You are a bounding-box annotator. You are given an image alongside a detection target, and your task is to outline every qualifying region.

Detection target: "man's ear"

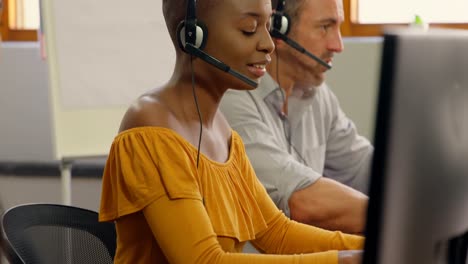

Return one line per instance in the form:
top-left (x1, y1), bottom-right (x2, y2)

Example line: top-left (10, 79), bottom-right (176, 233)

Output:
top-left (274, 37), bottom-right (286, 50)
top-left (273, 38), bottom-right (286, 48)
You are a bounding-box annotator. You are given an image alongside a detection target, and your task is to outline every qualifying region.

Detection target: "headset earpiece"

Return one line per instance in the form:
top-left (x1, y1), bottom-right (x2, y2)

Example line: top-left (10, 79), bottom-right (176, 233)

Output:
top-left (176, 20), bottom-right (208, 53)
top-left (271, 12), bottom-right (290, 36)
top-left (176, 0), bottom-right (257, 87)
top-left (271, 0), bottom-right (290, 36)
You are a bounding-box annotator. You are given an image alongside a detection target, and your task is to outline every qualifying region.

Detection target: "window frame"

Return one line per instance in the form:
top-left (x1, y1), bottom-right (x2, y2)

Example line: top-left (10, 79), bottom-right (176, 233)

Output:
top-left (342, 0), bottom-right (468, 36)
top-left (1, 0), bottom-right (38, 41)
top-left (1, 0), bottom-right (468, 41)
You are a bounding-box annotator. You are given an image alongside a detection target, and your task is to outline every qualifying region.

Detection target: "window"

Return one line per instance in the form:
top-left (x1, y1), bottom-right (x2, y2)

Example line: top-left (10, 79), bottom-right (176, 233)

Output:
top-left (0, 0), bottom-right (6, 40)
top-left (344, 0), bottom-right (468, 36)
top-left (357, 0), bottom-right (468, 24)
top-left (0, 0), bottom-right (39, 41)
top-left (8, 0), bottom-right (40, 29)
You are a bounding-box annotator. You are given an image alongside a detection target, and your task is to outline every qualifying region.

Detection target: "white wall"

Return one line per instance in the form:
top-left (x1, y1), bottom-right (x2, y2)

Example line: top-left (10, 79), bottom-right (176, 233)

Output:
top-left (0, 42), bottom-right (55, 162)
top-left (327, 37), bottom-right (383, 141)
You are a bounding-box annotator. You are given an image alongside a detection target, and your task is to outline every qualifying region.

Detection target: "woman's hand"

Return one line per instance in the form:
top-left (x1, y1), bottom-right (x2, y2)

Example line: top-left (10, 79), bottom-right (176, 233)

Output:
top-left (338, 250), bottom-right (363, 264)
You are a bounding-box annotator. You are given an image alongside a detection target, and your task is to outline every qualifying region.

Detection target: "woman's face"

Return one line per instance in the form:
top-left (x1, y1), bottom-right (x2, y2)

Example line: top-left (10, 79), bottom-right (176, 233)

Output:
top-left (198, 0), bottom-right (275, 90)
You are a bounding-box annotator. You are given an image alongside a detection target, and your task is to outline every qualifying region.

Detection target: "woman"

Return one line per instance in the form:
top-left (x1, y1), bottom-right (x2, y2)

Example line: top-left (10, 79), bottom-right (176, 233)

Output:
top-left (99, 0), bottom-right (364, 263)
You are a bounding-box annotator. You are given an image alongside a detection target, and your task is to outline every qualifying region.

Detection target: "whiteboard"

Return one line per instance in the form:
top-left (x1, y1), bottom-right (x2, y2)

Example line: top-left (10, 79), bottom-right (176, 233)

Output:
top-left (40, 0), bottom-right (175, 158)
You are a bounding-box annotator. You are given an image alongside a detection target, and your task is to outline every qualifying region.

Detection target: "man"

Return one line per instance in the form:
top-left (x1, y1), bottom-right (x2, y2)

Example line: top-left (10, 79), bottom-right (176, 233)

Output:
top-left (220, 0), bottom-right (372, 234)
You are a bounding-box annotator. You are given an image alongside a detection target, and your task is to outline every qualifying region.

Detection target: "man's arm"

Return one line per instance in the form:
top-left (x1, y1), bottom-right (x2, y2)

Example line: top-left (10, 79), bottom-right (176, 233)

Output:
top-left (220, 88), bottom-right (368, 234)
top-left (289, 177), bottom-right (368, 234)
top-left (287, 86), bottom-right (371, 234)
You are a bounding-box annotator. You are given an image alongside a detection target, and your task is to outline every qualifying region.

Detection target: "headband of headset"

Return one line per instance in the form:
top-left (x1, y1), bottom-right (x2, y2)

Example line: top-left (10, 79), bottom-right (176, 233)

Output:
top-left (272, 0), bottom-right (290, 35)
top-left (177, 0), bottom-right (208, 52)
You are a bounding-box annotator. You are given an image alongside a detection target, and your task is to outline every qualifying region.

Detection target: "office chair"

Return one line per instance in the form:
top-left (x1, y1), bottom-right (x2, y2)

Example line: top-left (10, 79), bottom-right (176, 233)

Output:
top-left (1, 203), bottom-right (116, 264)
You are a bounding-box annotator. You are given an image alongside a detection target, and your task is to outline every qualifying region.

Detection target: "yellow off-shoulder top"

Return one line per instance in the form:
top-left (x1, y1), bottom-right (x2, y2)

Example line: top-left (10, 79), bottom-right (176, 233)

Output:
top-left (99, 127), bottom-right (363, 263)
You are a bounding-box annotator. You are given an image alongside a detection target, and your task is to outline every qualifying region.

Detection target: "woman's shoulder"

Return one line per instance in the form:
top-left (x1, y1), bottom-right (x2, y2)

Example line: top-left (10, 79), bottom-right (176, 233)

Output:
top-left (119, 91), bottom-right (173, 132)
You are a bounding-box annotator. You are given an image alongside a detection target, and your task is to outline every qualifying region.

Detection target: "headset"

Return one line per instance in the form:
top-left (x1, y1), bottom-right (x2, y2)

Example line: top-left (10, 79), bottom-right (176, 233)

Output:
top-left (175, 0), bottom-right (259, 167)
top-left (270, 0), bottom-right (332, 69)
top-left (176, 0), bottom-right (258, 88)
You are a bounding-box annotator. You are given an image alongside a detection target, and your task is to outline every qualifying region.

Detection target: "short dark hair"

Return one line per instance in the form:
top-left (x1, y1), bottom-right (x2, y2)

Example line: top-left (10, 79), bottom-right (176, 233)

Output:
top-left (162, 0), bottom-right (187, 47)
top-left (162, 0), bottom-right (219, 51)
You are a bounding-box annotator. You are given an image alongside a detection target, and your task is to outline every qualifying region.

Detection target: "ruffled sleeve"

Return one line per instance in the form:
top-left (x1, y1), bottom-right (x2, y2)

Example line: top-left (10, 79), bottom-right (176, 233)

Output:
top-left (99, 127), bottom-right (202, 222)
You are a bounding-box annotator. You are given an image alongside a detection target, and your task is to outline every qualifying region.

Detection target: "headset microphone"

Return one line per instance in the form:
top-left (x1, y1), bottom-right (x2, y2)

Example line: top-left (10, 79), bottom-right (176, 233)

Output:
top-left (271, 0), bottom-right (332, 70)
top-left (270, 29), bottom-right (331, 69)
top-left (184, 44), bottom-right (258, 88)
top-left (177, 0), bottom-right (258, 88)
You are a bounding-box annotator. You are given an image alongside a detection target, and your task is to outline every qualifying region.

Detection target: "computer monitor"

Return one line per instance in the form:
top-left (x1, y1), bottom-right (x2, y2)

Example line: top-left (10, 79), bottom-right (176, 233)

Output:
top-left (363, 28), bottom-right (468, 264)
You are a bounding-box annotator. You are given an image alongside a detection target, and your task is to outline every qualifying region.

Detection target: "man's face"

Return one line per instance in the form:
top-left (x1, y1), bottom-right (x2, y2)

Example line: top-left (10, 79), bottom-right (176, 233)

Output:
top-left (287, 0), bottom-right (344, 87)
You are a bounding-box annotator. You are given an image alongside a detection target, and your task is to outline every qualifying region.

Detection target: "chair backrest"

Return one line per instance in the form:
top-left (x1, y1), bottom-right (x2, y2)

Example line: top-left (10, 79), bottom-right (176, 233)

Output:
top-left (1, 203), bottom-right (116, 264)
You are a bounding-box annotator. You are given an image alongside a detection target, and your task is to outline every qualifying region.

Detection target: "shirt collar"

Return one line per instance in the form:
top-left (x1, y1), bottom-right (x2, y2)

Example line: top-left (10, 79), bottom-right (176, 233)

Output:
top-left (257, 73), bottom-right (281, 100)
top-left (259, 73), bottom-right (320, 120)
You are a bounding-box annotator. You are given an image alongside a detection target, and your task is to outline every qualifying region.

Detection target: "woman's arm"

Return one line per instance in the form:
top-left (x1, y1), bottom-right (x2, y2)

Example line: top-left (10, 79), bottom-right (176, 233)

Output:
top-left (338, 250), bottom-right (363, 264)
top-left (143, 194), bottom-right (341, 264)
top-left (249, 170), bottom-right (365, 255)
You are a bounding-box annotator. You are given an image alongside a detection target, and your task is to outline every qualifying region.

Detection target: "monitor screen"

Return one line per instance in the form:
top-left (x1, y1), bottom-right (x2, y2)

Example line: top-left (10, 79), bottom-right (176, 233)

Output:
top-left (363, 28), bottom-right (468, 264)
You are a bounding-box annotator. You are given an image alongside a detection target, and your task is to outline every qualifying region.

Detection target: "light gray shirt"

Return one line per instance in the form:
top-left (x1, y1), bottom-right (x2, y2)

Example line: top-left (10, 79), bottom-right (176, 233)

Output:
top-left (220, 73), bottom-right (373, 217)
